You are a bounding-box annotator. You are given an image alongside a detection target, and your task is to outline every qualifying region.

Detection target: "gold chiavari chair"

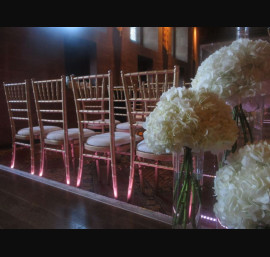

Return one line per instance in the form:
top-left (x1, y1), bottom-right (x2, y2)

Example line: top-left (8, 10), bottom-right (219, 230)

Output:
top-left (86, 85), bottom-right (121, 133)
top-left (114, 85), bottom-right (131, 133)
top-left (71, 71), bottom-right (141, 199)
top-left (3, 80), bottom-right (37, 174)
top-left (121, 65), bottom-right (179, 202)
top-left (32, 76), bottom-right (95, 185)
top-left (115, 82), bottom-right (160, 134)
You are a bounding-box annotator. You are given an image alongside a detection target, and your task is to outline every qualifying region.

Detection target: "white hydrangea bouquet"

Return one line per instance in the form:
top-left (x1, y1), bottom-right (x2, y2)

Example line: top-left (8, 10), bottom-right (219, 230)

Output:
top-left (214, 141), bottom-right (270, 229)
top-left (192, 38), bottom-right (270, 152)
top-left (144, 86), bottom-right (238, 228)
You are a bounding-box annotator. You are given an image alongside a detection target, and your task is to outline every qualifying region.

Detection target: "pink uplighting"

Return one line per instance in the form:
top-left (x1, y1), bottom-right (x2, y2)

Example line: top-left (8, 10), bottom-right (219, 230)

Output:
top-left (76, 167), bottom-right (82, 187)
top-left (127, 187), bottom-right (133, 201)
top-left (112, 176), bottom-right (118, 199)
top-left (189, 191), bottom-right (193, 218)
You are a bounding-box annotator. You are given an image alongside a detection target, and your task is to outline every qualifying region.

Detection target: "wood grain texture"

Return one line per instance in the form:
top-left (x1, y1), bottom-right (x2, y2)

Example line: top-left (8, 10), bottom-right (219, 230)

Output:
top-left (0, 166), bottom-right (171, 229)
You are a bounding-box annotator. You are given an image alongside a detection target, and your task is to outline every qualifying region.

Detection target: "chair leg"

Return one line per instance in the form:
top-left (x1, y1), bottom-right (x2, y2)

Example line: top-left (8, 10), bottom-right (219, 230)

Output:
top-left (76, 154), bottom-right (84, 187)
top-left (39, 141), bottom-right (45, 177)
top-left (154, 161), bottom-right (159, 193)
top-left (44, 148), bottom-right (48, 172)
top-left (10, 141), bottom-right (16, 169)
top-left (111, 160), bottom-right (118, 199)
top-left (138, 157), bottom-right (144, 193)
top-left (30, 145), bottom-right (35, 175)
top-left (62, 145), bottom-right (65, 164)
top-left (63, 145), bottom-right (70, 185)
top-left (76, 143), bottom-right (84, 187)
top-left (106, 153), bottom-right (110, 185)
top-left (95, 152), bottom-right (101, 182)
top-left (127, 158), bottom-right (135, 202)
top-left (70, 143), bottom-right (75, 173)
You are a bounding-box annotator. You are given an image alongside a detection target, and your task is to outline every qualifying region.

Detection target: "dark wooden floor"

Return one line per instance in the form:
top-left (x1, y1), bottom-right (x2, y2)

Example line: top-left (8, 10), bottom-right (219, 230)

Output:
top-left (0, 165), bottom-right (171, 229)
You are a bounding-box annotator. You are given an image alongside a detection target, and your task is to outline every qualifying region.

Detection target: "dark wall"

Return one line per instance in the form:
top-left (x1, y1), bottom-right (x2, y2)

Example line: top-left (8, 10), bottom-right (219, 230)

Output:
top-left (0, 27), bottom-right (194, 147)
top-left (0, 27), bottom-right (115, 147)
top-left (0, 27), bottom-right (67, 146)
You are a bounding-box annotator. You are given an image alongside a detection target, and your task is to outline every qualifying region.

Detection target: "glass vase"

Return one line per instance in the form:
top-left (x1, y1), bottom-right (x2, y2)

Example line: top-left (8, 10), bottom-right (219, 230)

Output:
top-left (242, 94), bottom-right (263, 142)
top-left (216, 151), bottom-right (225, 169)
top-left (236, 27), bottom-right (249, 39)
top-left (172, 147), bottom-right (204, 229)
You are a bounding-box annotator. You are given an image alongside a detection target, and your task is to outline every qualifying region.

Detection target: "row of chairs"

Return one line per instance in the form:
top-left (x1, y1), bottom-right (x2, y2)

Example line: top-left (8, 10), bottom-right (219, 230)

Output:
top-left (3, 65), bottom-right (179, 201)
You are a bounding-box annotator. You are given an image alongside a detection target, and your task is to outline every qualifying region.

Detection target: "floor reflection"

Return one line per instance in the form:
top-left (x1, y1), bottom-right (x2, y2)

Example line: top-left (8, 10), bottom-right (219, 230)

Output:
top-left (0, 124), bottom-right (269, 229)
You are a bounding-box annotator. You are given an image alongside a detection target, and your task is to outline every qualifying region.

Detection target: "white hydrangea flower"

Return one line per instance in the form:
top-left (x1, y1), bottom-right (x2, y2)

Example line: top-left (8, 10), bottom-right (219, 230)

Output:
top-left (143, 87), bottom-right (238, 155)
top-left (214, 141), bottom-right (270, 229)
top-left (191, 39), bottom-right (270, 104)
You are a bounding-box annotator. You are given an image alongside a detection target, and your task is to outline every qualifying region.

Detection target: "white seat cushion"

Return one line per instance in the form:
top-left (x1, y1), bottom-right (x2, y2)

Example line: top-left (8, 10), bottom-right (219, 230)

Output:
top-left (116, 121), bottom-right (144, 130)
top-left (17, 126), bottom-right (62, 136)
top-left (86, 131), bottom-right (141, 147)
top-left (137, 140), bottom-right (154, 153)
top-left (88, 119), bottom-right (121, 127)
top-left (46, 128), bottom-right (95, 141)
top-left (116, 122), bottom-right (130, 130)
top-left (137, 140), bottom-right (173, 155)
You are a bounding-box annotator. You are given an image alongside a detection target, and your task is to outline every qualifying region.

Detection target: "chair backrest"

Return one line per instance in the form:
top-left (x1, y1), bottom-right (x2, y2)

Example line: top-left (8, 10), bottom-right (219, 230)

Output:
top-left (121, 65), bottom-right (179, 128)
top-left (3, 80), bottom-right (34, 141)
top-left (113, 85), bottom-right (128, 123)
top-left (31, 76), bottom-right (67, 141)
top-left (70, 71), bottom-right (115, 146)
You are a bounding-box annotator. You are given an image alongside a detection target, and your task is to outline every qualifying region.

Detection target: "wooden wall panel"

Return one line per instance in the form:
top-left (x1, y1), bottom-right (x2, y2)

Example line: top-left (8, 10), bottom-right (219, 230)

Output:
top-left (0, 27), bottom-right (194, 147)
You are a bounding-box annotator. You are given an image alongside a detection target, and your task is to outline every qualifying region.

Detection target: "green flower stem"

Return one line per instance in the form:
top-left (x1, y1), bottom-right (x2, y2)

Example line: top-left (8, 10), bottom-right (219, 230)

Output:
top-left (222, 104), bottom-right (253, 166)
top-left (231, 106), bottom-right (239, 152)
top-left (174, 171), bottom-right (188, 225)
top-left (182, 181), bottom-right (189, 229)
top-left (174, 151), bottom-right (190, 208)
top-left (173, 153), bottom-right (185, 200)
top-left (174, 180), bottom-right (187, 226)
top-left (239, 104), bottom-right (253, 144)
top-left (238, 105), bottom-right (249, 144)
top-left (173, 150), bottom-right (189, 227)
top-left (173, 147), bottom-right (201, 229)
top-left (237, 104), bottom-right (253, 144)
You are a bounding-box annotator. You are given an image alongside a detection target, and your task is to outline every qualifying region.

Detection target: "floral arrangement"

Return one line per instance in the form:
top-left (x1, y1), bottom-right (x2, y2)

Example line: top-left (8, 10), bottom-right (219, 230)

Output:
top-left (192, 38), bottom-right (270, 154)
top-left (144, 86), bottom-right (238, 228)
top-left (214, 141), bottom-right (270, 229)
top-left (144, 86), bottom-right (238, 155)
top-left (191, 38), bottom-right (270, 104)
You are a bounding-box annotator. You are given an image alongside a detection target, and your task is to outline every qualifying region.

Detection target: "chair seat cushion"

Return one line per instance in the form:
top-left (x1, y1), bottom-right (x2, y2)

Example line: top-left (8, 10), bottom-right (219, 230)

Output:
top-left (116, 121), bottom-right (144, 130)
top-left (137, 140), bottom-right (173, 155)
top-left (86, 131), bottom-right (141, 147)
top-left (46, 128), bottom-right (95, 141)
top-left (17, 126), bottom-right (62, 136)
top-left (116, 122), bottom-right (130, 130)
top-left (137, 140), bottom-right (154, 153)
top-left (88, 119), bottom-right (121, 127)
